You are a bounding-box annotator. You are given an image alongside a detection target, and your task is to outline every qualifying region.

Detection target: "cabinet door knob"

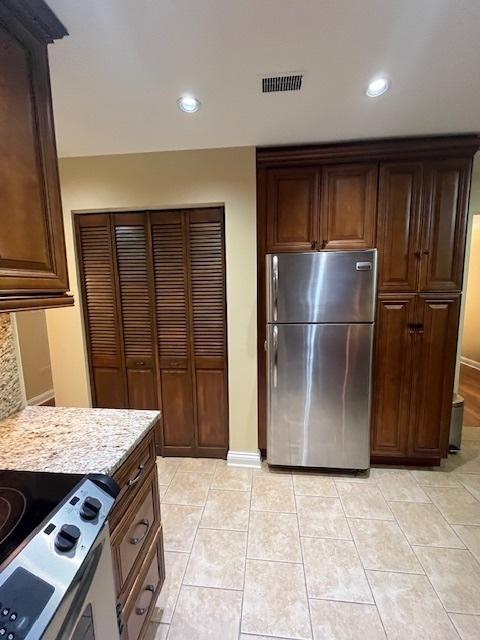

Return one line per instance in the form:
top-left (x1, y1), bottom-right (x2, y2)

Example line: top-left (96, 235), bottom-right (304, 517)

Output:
top-left (423, 249), bottom-right (430, 256)
top-left (414, 251), bottom-right (421, 259)
top-left (408, 324), bottom-right (416, 334)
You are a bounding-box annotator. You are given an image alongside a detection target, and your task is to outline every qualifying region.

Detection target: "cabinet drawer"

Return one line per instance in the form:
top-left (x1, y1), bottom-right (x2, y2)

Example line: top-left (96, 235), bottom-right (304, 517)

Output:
top-left (124, 534), bottom-right (164, 640)
top-left (111, 430), bottom-right (156, 527)
top-left (112, 467), bottom-right (160, 594)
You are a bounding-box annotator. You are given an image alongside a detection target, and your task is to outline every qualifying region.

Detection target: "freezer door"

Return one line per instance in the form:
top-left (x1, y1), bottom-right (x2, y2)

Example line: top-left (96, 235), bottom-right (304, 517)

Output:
top-left (267, 322), bottom-right (373, 469)
top-left (266, 250), bottom-right (377, 323)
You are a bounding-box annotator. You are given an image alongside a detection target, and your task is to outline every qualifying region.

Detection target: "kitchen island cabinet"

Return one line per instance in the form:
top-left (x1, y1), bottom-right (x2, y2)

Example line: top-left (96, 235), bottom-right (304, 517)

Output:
top-left (0, 405), bottom-right (165, 640)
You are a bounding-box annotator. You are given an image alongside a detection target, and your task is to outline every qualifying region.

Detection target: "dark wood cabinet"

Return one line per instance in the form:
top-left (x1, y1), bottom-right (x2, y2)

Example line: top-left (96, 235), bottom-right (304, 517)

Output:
top-left (110, 428), bottom-right (165, 640)
top-left (378, 158), bottom-right (471, 294)
top-left (321, 163), bottom-right (377, 249)
top-left (265, 163), bottom-right (377, 253)
top-left (377, 163), bottom-right (423, 292)
top-left (371, 295), bottom-right (417, 458)
top-left (409, 295), bottom-right (460, 459)
top-left (0, 0), bottom-right (73, 312)
top-left (372, 293), bottom-right (460, 464)
top-left (419, 159), bottom-right (471, 292)
top-left (76, 208), bottom-right (229, 459)
top-left (257, 136), bottom-right (478, 463)
top-left (266, 168), bottom-right (318, 251)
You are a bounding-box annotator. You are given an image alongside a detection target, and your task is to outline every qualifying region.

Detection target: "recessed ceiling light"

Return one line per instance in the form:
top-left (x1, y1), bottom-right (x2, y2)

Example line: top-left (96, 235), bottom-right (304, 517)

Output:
top-left (177, 95), bottom-right (201, 113)
top-left (365, 77), bottom-right (390, 98)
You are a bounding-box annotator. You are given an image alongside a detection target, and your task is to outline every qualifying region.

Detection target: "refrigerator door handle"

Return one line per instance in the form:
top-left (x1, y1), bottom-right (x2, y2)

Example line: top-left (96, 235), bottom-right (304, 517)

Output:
top-left (272, 255), bottom-right (279, 321)
top-left (273, 325), bottom-right (278, 388)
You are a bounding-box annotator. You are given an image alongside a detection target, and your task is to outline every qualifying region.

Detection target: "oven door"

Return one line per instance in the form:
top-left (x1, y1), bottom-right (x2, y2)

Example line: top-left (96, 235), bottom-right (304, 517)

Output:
top-left (41, 524), bottom-right (120, 640)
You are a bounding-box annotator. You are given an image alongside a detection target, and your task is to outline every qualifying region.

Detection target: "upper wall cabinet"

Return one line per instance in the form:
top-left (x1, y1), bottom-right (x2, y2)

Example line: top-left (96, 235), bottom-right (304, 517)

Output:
top-left (419, 159), bottom-right (471, 292)
top-left (377, 157), bottom-right (471, 293)
top-left (265, 163), bottom-right (377, 253)
top-left (0, 0), bottom-right (72, 312)
top-left (377, 162), bottom-right (423, 292)
top-left (266, 168), bottom-right (319, 252)
top-left (321, 163), bottom-right (377, 250)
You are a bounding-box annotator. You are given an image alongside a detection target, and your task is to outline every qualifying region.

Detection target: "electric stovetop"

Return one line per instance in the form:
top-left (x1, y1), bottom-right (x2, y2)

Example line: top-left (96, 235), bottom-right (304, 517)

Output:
top-left (0, 470), bottom-right (82, 569)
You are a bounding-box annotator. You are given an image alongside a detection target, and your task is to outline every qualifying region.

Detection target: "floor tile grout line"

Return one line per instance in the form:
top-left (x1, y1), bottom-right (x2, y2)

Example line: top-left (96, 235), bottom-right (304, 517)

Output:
top-left (155, 458), bottom-right (190, 628)
top-left (386, 495), bottom-right (468, 550)
top-left (423, 485), bottom-right (480, 526)
top-left (293, 483), bottom-right (315, 640)
top-left (367, 472), bottom-right (401, 521)
top-left (343, 515), bottom-right (425, 575)
top-left (453, 475), bottom-right (480, 503)
top-left (336, 483), bottom-right (388, 639)
top-left (408, 545), bottom-right (464, 636)
top-left (238, 467), bottom-right (253, 639)
top-left (168, 461), bottom-right (214, 631)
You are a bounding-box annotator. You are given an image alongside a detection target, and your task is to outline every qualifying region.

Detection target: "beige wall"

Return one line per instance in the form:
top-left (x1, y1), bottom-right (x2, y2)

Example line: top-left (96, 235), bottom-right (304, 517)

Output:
top-left (15, 310), bottom-right (53, 402)
top-left (455, 167), bottom-right (480, 384)
top-left (46, 146), bottom-right (258, 452)
top-left (462, 213), bottom-right (480, 363)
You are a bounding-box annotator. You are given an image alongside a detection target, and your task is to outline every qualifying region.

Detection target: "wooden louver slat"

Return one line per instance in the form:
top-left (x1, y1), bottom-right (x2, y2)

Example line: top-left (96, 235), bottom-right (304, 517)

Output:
top-left (115, 224), bottom-right (153, 359)
top-left (152, 219), bottom-right (188, 359)
top-left (79, 224), bottom-right (118, 360)
top-left (189, 219), bottom-right (225, 359)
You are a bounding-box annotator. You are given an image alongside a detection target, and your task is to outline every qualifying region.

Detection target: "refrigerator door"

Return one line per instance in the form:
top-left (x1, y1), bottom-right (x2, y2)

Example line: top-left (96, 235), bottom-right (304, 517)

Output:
top-left (266, 250), bottom-right (377, 324)
top-left (267, 322), bottom-right (373, 469)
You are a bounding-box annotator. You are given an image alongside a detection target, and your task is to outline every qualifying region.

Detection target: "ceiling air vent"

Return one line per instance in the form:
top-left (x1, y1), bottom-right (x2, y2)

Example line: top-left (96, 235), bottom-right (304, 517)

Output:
top-left (262, 74), bottom-right (303, 93)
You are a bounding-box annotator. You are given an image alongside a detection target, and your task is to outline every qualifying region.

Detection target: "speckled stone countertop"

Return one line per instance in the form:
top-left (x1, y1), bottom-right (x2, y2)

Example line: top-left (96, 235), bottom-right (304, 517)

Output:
top-left (0, 406), bottom-right (160, 476)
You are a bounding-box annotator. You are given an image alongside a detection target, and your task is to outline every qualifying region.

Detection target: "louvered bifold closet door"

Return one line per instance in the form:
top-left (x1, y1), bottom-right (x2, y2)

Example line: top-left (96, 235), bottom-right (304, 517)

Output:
top-left (151, 211), bottom-right (195, 453)
top-left (76, 214), bottom-right (127, 408)
top-left (113, 213), bottom-right (157, 410)
top-left (187, 208), bottom-right (228, 454)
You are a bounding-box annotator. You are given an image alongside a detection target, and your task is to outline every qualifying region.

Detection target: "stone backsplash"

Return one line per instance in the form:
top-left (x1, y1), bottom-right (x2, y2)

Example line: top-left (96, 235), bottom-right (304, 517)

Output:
top-left (0, 314), bottom-right (24, 420)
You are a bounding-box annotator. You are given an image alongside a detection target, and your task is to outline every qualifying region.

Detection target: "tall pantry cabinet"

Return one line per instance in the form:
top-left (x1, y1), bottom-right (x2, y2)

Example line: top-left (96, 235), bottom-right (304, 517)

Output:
top-left (75, 208), bottom-right (228, 459)
top-left (257, 136), bottom-right (479, 465)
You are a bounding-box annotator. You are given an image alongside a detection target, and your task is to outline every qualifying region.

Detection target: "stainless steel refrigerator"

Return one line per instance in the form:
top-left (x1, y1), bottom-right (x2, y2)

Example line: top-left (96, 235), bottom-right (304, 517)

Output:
top-left (266, 250), bottom-right (377, 470)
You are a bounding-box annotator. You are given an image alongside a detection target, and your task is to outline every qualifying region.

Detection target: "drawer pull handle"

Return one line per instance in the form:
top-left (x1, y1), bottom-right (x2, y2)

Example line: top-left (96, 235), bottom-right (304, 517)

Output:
top-left (135, 360), bottom-right (145, 366)
top-left (127, 464), bottom-right (145, 487)
top-left (129, 518), bottom-right (150, 545)
top-left (136, 584), bottom-right (155, 616)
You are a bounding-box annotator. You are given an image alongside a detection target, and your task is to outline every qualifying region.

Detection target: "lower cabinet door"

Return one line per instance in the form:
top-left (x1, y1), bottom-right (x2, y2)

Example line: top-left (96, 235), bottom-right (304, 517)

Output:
top-left (124, 533), bottom-right (164, 640)
top-left (409, 294), bottom-right (461, 458)
top-left (371, 295), bottom-right (417, 458)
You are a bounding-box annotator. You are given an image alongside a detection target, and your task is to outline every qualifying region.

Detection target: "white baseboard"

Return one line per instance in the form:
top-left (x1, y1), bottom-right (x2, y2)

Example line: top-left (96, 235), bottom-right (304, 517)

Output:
top-left (227, 450), bottom-right (262, 469)
top-left (27, 389), bottom-right (55, 406)
top-left (461, 356), bottom-right (480, 371)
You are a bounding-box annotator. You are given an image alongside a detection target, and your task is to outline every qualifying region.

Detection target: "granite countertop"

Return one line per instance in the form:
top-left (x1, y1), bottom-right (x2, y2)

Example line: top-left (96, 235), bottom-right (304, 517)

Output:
top-left (0, 406), bottom-right (161, 476)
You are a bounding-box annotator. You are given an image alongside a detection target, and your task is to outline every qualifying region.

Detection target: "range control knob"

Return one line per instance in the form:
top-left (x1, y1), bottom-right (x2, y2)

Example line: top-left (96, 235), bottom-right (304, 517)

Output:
top-left (55, 524), bottom-right (81, 552)
top-left (80, 496), bottom-right (102, 521)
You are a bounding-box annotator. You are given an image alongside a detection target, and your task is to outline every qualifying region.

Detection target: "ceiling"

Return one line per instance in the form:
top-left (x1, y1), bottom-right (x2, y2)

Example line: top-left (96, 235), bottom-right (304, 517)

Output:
top-left (47, 0), bottom-right (480, 158)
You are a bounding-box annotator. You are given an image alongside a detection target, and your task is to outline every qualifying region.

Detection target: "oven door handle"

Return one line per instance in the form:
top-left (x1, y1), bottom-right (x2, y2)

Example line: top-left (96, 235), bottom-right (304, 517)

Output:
top-left (129, 518), bottom-right (150, 545)
top-left (136, 584), bottom-right (155, 616)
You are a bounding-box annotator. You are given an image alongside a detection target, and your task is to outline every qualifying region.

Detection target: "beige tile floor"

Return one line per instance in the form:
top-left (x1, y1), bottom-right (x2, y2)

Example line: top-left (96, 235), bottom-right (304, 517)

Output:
top-left (146, 427), bottom-right (480, 640)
